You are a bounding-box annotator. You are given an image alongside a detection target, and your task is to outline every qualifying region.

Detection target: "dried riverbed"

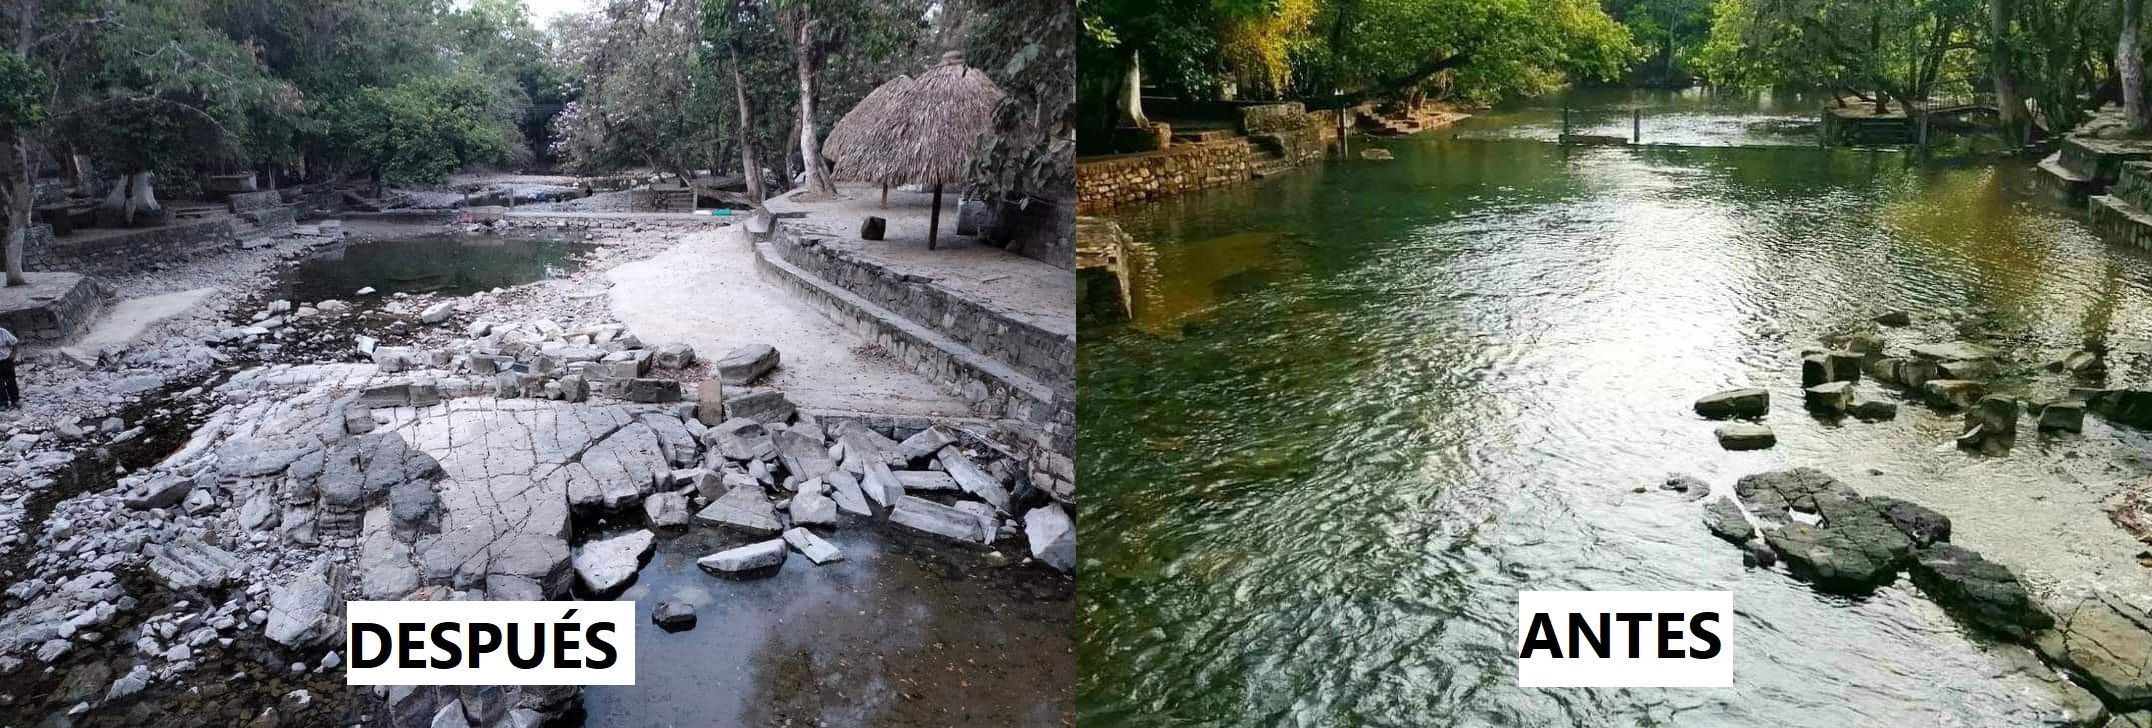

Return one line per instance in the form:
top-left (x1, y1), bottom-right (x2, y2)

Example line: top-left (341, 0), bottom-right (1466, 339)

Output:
top-left (0, 215), bottom-right (1072, 727)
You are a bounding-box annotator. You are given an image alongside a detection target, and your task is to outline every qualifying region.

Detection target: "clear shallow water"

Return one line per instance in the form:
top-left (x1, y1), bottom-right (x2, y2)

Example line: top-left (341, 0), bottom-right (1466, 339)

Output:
top-left (579, 528), bottom-right (1072, 727)
top-left (277, 232), bottom-right (595, 300)
top-left (1079, 98), bottom-right (2152, 726)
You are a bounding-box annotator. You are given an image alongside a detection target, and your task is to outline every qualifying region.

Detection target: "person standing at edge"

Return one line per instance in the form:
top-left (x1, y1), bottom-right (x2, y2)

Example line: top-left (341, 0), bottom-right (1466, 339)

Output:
top-left (0, 326), bottom-right (17, 410)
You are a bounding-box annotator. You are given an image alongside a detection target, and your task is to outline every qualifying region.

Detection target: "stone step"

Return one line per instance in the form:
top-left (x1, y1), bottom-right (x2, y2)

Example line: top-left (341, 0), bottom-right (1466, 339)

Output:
top-left (2038, 153), bottom-right (2099, 205)
top-left (1171, 129), bottom-right (1237, 144)
top-left (2116, 161), bottom-right (2152, 212)
top-left (753, 236), bottom-right (1059, 426)
top-left (2089, 193), bottom-right (2152, 250)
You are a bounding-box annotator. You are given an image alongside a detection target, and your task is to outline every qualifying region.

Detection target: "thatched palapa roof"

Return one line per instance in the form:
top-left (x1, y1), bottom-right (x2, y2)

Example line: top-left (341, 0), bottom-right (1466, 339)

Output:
top-left (825, 52), bottom-right (1005, 187)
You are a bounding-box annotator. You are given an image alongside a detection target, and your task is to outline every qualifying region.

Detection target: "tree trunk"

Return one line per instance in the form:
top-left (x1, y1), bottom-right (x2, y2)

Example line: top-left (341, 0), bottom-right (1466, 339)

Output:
top-left (128, 172), bottom-right (159, 222)
top-left (1117, 50), bottom-right (1147, 127)
top-left (2124, 0), bottom-right (2149, 133)
top-left (2, 126), bottom-right (28, 287)
top-left (729, 44), bottom-right (767, 205)
top-left (1992, 0), bottom-right (2030, 144)
top-left (793, 18), bottom-right (835, 197)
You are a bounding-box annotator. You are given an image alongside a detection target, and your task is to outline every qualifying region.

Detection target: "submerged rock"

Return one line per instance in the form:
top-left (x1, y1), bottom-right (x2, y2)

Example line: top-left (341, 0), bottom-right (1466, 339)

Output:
top-left (2089, 389), bottom-right (2152, 429)
top-left (652, 600), bottom-right (697, 631)
top-left (1701, 496), bottom-right (1754, 544)
top-left (1694, 388), bottom-right (1769, 419)
top-left (1848, 395), bottom-right (1899, 421)
top-left (1908, 543), bottom-right (2050, 640)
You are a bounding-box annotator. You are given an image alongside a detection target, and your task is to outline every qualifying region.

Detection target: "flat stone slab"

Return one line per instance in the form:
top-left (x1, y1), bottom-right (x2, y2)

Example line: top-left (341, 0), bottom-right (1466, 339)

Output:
top-left (889, 496), bottom-right (985, 544)
top-left (2038, 594), bottom-right (2152, 707)
top-left (713, 344), bottom-right (779, 385)
top-left (697, 539), bottom-right (787, 578)
top-left (782, 527), bottom-right (844, 565)
top-left (694, 485), bottom-right (782, 535)
top-left (1911, 342), bottom-right (1994, 361)
top-left (894, 470), bottom-right (960, 493)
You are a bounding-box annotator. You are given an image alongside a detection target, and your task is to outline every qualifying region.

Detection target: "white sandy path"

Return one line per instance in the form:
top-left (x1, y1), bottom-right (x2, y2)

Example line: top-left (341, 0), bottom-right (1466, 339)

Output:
top-left (607, 225), bottom-right (973, 418)
top-left (60, 287), bottom-right (220, 362)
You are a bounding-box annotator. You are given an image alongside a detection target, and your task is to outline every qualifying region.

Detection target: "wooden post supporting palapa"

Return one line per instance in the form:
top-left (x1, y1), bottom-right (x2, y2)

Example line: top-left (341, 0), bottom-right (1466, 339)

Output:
top-left (927, 183), bottom-right (943, 251)
top-left (880, 184), bottom-right (889, 208)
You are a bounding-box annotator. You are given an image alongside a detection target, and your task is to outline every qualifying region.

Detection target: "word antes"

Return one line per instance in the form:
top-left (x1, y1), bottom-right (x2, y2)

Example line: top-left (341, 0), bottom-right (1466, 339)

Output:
top-left (1515, 591), bottom-right (1733, 687)
top-left (345, 601), bottom-right (636, 685)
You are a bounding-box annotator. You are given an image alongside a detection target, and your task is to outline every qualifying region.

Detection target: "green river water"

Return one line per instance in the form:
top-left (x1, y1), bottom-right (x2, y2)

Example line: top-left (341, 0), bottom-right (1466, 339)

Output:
top-left (1077, 89), bottom-right (2152, 726)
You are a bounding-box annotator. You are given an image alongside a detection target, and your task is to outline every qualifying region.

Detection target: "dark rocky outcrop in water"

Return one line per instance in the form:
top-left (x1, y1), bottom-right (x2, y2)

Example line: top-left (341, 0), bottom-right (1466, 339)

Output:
top-left (1734, 468), bottom-right (1913, 591)
top-left (1699, 468), bottom-right (2152, 718)
top-left (2090, 389), bottom-right (2152, 429)
top-left (1908, 543), bottom-right (2052, 640)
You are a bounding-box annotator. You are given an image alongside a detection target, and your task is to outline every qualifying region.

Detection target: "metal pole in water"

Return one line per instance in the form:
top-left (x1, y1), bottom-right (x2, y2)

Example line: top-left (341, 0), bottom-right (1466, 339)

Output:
top-left (1562, 107), bottom-right (1571, 142)
top-left (1632, 108), bottom-right (1641, 144)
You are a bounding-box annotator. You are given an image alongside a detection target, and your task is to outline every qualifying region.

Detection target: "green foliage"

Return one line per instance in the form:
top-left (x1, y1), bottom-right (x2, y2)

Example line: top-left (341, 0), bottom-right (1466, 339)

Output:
top-left (0, 54), bottom-right (46, 128)
top-left (1082, 0), bottom-right (1639, 114)
top-left (1603, 0), bottom-right (1717, 84)
top-left (968, 0), bottom-right (1077, 202)
top-left (1696, 0), bottom-right (1983, 108)
top-left (320, 72), bottom-right (519, 186)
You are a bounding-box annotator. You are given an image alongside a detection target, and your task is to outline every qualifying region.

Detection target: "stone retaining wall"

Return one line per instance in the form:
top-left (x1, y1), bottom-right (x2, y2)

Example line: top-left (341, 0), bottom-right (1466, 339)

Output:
top-left (1077, 139), bottom-right (1273, 213)
top-left (767, 228), bottom-right (1073, 389)
top-left (228, 190), bottom-right (283, 213)
top-left (0, 271), bottom-right (110, 342)
top-left (753, 226), bottom-right (1074, 495)
top-left (1076, 104), bottom-right (1336, 213)
top-left (24, 218), bottom-right (239, 276)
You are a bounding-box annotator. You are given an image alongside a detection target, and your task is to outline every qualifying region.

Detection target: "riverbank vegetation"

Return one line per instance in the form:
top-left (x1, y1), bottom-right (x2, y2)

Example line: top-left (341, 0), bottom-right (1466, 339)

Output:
top-left (3, 0), bottom-right (1073, 286)
top-left (1080, 0), bottom-right (2152, 145)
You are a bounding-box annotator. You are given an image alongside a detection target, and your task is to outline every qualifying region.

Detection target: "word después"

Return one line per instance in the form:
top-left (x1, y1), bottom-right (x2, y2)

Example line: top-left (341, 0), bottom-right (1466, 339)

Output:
top-left (350, 609), bottom-right (621, 669)
top-left (344, 601), bottom-right (637, 685)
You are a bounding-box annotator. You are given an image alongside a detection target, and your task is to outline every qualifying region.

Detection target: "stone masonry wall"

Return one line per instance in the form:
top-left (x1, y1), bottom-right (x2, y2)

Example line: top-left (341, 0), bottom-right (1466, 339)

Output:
top-left (24, 218), bottom-right (239, 276)
top-left (767, 230), bottom-right (1073, 390)
top-left (1076, 139), bottom-right (1272, 213)
top-left (755, 223), bottom-right (1075, 492)
top-left (1077, 103), bottom-right (1338, 214)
